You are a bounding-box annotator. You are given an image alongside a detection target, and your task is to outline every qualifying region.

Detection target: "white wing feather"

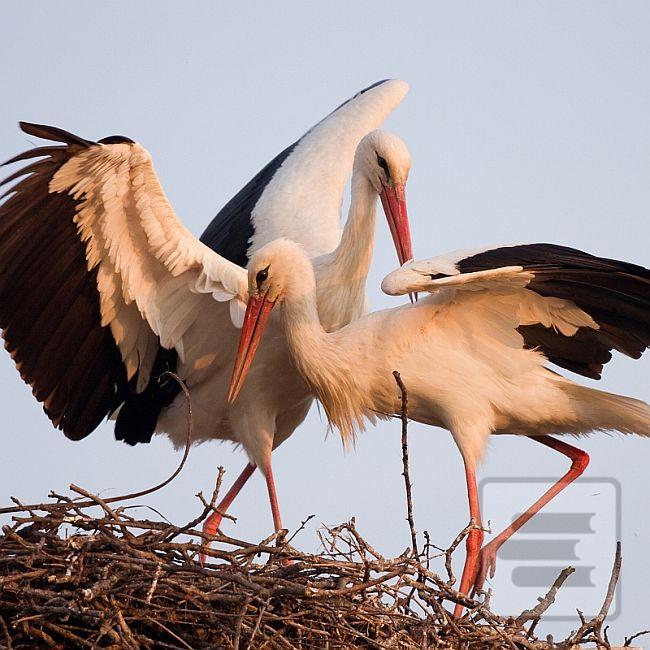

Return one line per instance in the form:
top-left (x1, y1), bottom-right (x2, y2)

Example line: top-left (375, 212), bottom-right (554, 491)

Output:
top-left (250, 79), bottom-right (409, 257)
top-left (49, 142), bottom-right (247, 390)
top-left (382, 255), bottom-right (599, 337)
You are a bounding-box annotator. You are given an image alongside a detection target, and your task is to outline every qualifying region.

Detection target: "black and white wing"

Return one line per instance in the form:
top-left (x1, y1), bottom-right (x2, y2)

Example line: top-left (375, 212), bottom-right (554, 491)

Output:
top-left (132, 79), bottom-right (408, 444)
top-left (0, 123), bottom-right (247, 440)
top-left (382, 243), bottom-right (650, 379)
top-left (200, 79), bottom-right (409, 264)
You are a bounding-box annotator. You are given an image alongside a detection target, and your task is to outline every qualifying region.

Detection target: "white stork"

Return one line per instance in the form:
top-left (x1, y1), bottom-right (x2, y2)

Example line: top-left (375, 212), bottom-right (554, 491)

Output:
top-left (228, 238), bottom-right (650, 615)
top-left (0, 80), bottom-right (412, 550)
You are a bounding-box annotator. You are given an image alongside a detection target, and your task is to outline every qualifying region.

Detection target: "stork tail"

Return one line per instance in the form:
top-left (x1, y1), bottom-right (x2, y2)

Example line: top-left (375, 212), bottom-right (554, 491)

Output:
top-left (555, 380), bottom-right (650, 437)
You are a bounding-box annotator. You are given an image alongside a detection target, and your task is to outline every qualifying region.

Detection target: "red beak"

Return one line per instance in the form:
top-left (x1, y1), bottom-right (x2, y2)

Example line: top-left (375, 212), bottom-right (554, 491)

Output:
top-left (380, 182), bottom-right (413, 267)
top-left (227, 293), bottom-right (276, 404)
top-left (380, 183), bottom-right (417, 302)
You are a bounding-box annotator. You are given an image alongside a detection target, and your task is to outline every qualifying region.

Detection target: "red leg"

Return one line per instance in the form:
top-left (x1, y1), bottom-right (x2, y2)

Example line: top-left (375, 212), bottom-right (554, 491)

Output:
top-left (263, 461), bottom-right (284, 533)
top-left (200, 462), bottom-right (256, 563)
top-left (474, 435), bottom-right (589, 592)
top-left (263, 460), bottom-right (293, 566)
top-left (453, 462), bottom-right (484, 618)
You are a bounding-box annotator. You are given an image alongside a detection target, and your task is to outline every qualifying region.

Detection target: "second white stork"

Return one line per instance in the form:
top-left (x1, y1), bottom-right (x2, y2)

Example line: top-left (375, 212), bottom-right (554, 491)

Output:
top-left (0, 80), bottom-right (413, 553)
top-left (228, 239), bottom-right (650, 615)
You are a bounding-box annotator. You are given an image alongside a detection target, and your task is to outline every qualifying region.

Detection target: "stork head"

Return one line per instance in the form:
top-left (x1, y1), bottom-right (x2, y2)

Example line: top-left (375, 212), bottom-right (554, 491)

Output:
top-left (355, 130), bottom-right (413, 267)
top-left (227, 239), bottom-right (312, 403)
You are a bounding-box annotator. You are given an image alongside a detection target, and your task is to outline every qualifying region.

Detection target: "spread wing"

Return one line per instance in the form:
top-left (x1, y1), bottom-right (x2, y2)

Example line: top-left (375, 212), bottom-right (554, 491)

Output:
top-left (0, 123), bottom-right (247, 439)
top-left (382, 243), bottom-right (650, 379)
top-left (200, 78), bottom-right (409, 263)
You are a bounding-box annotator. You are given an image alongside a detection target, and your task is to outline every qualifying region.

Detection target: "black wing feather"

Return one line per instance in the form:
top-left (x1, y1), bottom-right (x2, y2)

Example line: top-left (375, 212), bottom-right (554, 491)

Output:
top-left (199, 141), bottom-right (298, 266)
top-left (459, 244), bottom-right (650, 379)
top-left (0, 124), bottom-right (132, 440)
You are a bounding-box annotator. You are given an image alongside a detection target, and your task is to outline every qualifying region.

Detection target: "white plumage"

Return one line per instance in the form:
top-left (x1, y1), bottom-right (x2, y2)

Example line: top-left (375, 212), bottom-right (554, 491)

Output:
top-left (229, 238), bottom-right (650, 615)
top-left (249, 80), bottom-right (409, 257)
top-left (0, 81), bottom-right (413, 557)
top-left (50, 143), bottom-right (247, 387)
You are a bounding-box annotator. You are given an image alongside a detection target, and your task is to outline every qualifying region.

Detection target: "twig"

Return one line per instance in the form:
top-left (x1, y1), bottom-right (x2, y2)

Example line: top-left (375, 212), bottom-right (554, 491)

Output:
top-left (145, 562), bottom-right (163, 604)
top-left (0, 614), bottom-right (11, 649)
top-left (246, 597), bottom-right (270, 650)
top-left (596, 541), bottom-right (622, 625)
top-left (393, 371), bottom-right (418, 558)
top-left (624, 629), bottom-right (650, 647)
top-left (515, 566), bottom-right (575, 626)
top-left (232, 596), bottom-right (252, 650)
top-left (567, 542), bottom-right (623, 648)
top-left (444, 523), bottom-right (473, 586)
top-left (0, 372), bottom-right (193, 516)
top-left (287, 514), bottom-right (315, 544)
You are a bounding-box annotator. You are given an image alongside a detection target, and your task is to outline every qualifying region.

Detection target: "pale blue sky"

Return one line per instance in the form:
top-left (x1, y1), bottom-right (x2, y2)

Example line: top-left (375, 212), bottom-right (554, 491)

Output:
top-left (1, 1), bottom-right (649, 638)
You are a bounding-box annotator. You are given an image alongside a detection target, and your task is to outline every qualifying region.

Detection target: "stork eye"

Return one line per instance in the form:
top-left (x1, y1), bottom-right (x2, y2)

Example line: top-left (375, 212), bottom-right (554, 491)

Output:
top-left (256, 267), bottom-right (269, 285)
top-left (376, 153), bottom-right (390, 180)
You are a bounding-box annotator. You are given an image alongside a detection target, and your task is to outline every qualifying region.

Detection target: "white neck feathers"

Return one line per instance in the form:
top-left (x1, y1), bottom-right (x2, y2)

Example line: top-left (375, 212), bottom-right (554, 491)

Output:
top-left (314, 173), bottom-right (377, 331)
top-left (280, 286), bottom-right (369, 446)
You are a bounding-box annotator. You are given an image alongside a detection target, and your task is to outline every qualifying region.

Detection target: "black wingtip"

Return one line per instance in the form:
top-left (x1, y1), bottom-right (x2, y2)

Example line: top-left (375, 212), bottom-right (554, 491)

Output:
top-left (98, 135), bottom-right (136, 145)
top-left (18, 122), bottom-right (94, 148)
top-left (357, 79), bottom-right (392, 94)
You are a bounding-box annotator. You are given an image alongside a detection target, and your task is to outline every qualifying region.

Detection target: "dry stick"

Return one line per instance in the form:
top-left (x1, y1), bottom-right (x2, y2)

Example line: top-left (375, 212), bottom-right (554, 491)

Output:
top-left (593, 541), bottom-right (622, 646)
top-left (0, 614), bottom-right (11, 649)
top-left (145, 617), bottom-right (193, 650)
top-left (232, 596), bottom-right (252, 650)
top-left (286, 514), bottom-right (316, 544)
top-left (443, 522), bottom-right (475, 586)
top-left (245, 597), bottom-right (271, 650)
top-left (167, 466), bottom-right (231, 546)
top-left (596, 541), bottom-right (622, 624)
top-left (514, 566), bottom-right (575, 628)
top-left (568, 542), bottom-right (623, 648)
top-left (0, 372), bottom-right (193, 516)
top-left (145, 562), bottom-right (163, 604)
top-left (624, 629), bottom-right (650, 647)
top-left (392, 371), bottom-right (418, 558)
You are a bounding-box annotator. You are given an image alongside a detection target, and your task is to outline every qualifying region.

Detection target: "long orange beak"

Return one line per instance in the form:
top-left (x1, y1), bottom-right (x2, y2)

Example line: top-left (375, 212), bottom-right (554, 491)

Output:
top-left (380, 182), bottom-right (413, 267)
top-left (380, 183), bottom-right (416, 302)
top-left (227, 293), bottom-right (276, 404)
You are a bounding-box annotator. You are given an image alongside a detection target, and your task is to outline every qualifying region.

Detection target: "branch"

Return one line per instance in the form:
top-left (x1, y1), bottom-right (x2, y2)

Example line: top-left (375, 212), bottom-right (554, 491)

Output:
top-left (393, 371), bottom-right (418, 558)
top-left (515, 566), bottom-right (575, 626)
top-left (0, 371), bottom-right (193, 515)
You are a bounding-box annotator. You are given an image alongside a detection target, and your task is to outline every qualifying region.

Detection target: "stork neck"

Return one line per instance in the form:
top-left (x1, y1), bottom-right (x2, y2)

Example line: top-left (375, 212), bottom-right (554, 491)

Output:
top-left (314, 172), bottom-right (377, 331)
top-left (282, 291), bottom-right (331, 375)
top-left (281, 289), bottom-right (365, 446)
top-left (332, 172), bottom-right (377, 276)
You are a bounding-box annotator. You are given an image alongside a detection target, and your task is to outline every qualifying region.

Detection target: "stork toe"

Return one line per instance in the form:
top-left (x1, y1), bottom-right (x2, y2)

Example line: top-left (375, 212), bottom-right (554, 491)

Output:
top-left (199, 511), bottom-right (224, 565)
top-left (472, 541), bottom-right (499, 594)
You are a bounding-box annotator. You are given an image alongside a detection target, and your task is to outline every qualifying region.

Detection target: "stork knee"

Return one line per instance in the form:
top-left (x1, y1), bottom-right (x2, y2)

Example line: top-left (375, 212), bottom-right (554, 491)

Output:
top-left (570, 448), bottom-right (590, 475)
top-left (571, 449), bottom-right (589, 474)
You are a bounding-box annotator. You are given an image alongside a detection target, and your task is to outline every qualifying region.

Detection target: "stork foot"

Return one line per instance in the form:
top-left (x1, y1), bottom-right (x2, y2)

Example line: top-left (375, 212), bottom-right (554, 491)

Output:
top-left (199, 510), bottom-right (224, 565)
top-left (473, 540), bottom-right (499, 594)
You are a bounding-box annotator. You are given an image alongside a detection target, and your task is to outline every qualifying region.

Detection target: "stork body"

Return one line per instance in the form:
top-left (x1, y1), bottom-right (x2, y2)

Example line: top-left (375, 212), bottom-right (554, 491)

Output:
top-left (0, 80), bottom-right (413, 549)
top-left (231, 239), bottom-right (650, 613)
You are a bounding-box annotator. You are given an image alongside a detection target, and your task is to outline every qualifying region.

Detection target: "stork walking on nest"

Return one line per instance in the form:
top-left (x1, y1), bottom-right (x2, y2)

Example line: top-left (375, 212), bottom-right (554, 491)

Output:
top-left (227, 238), bottom-right (650, 616)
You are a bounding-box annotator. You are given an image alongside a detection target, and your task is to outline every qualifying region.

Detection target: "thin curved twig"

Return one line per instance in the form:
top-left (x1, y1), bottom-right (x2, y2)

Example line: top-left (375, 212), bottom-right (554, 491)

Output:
top-left (0, 371), bottom-right (193, 515)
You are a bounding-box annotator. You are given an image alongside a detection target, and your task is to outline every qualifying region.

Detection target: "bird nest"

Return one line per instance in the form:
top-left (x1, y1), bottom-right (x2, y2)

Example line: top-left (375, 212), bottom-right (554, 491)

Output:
top-left (0, 378), bottom-right (636, 648)
top-left (0, 477), bottom-right (629, 650)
